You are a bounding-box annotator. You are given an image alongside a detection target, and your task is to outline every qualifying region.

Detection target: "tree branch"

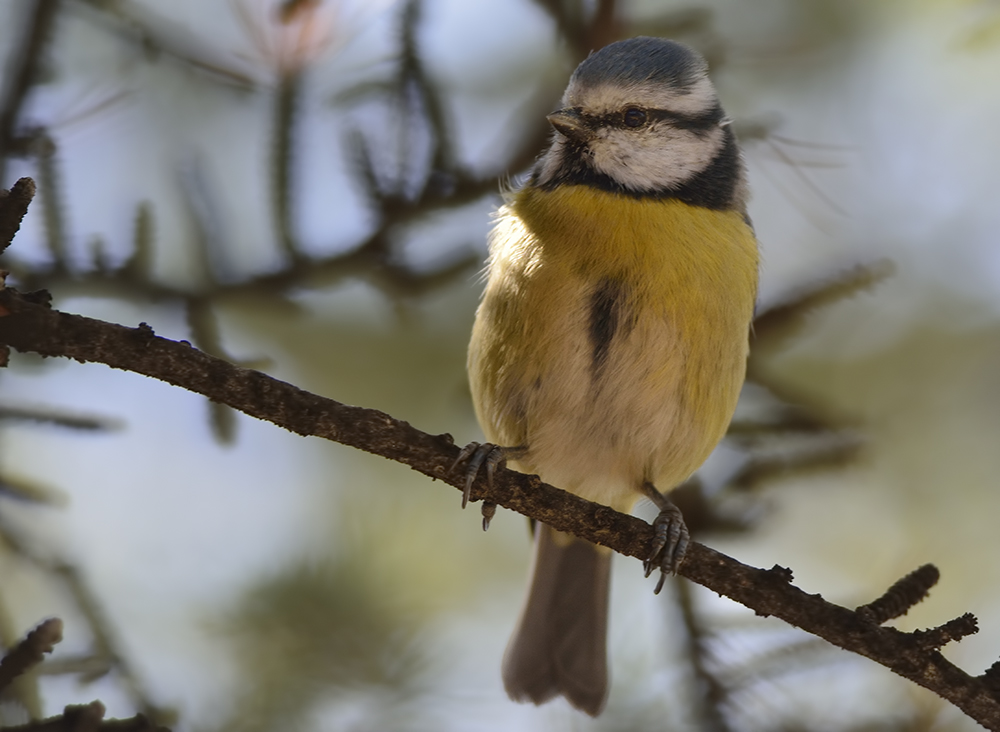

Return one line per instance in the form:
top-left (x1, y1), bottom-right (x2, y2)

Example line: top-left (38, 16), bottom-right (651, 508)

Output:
top-left (1, 286), bottom-right (999, 728)
top-left (2, 701), bottom-right (167, 732)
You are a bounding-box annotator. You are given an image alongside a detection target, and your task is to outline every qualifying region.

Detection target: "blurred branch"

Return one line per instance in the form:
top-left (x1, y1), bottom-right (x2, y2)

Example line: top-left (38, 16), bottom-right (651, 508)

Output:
top-left (398, 0), bottom-right (452, 175)
top-left (8, 152), bottom-right (489, 302)
top-left (2, 700), bottom-right (167, 731)
top-left (0, 0), bottom-right (60, 184)
top-left (271, 68), bottom-right (303, 263)
top-left (0, 496), bottom-right (172, 721)
top-left (0, 474), bottom-right (62, 504)
top-left (531, 0), bottom-right (622, 58)
top-left (726, 438), bottom-right (864, 493)
top-left (0, 0), bottom-right (529, 310)
top-left (0, 403), bottom-right (115, 432)
top-left (727, 407), bottom-right (850, 441)
top-left (750, 260), bottom-right (895, 356)
top-left (69, 0), bottom-right (257, 90)
top-left (0, 522), bottom-right (176, 722)
top-left (33, 129), bottom-right (68, 270)
top-left (3, 286), bottom-right (1000, 729)
top-left (674, 578), bottom-right (734, 732)
top-left (746, 261), bottom-right (894, 424)
top-left (48, 563), bottom-right (163, 718)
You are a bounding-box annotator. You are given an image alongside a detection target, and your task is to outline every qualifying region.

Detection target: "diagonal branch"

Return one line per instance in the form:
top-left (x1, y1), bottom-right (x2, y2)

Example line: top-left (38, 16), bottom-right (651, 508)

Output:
top-left (1, 286), bottom-right (999, 728)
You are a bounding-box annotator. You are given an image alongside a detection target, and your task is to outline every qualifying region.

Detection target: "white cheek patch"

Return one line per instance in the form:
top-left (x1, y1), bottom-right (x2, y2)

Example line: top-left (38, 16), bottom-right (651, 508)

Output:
top-left (590, 125), bottom-right (724, 192)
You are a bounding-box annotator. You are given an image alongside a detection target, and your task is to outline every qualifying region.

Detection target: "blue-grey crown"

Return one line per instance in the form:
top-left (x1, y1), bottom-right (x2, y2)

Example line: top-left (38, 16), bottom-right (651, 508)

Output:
top-left (570, 37), bottom-right (706, 91)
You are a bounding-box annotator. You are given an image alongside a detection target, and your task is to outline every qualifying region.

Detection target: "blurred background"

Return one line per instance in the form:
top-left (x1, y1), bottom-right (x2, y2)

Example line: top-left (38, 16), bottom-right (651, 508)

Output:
top-left (1, 0), bottom-right (999, 730)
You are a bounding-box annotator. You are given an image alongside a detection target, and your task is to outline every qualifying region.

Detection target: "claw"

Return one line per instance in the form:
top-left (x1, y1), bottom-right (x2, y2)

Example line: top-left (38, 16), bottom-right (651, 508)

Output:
top-left (481, 501), bottom-right (497, 531)
top-left (450, 442), bottom-right (481, 507)
top-left (640, 483), bottom-right (690, 594)
top-left (451, 442), bottom-right (507, 509)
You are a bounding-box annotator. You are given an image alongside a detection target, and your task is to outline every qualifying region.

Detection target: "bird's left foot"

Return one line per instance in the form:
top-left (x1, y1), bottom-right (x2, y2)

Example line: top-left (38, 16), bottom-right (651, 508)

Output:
top-left (641, 482), bottom-right (690, 594)
top-left (452, 442), bottom-right (505, 508)
top-left (451, 443), bottom-right (525, 529)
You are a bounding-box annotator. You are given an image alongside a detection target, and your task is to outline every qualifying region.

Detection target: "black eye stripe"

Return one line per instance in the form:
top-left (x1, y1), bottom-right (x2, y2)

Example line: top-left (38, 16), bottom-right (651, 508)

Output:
top-left (590, 106), bottom-right (724, 132)
top-left (649, 107), bottom-right (724, 131)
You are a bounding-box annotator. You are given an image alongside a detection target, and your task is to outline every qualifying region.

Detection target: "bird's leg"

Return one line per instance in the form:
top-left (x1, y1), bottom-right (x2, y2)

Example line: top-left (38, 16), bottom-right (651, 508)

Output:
top-left (451, 443), bottom-right (527, 528)
top-left (641, 481), bottom-right (690, 594)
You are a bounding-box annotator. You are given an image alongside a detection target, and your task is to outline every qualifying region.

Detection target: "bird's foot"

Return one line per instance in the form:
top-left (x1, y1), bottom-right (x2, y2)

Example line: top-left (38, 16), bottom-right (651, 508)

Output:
top-left (451, 442), bottom-right (505, 508)
top-left (451, 443), bottom-right (525, 529)
top-left (641, 483), bottom-right (690, 594)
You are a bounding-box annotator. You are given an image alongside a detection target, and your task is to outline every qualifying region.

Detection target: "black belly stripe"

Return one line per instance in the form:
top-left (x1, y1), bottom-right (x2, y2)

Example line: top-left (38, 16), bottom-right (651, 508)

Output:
top-left (588, 278), bottom-right (624, 379)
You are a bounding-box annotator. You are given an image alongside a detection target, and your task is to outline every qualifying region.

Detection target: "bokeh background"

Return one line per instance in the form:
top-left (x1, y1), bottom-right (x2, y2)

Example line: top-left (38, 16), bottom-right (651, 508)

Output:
top-left (1, 0), bottom-right (1000, 730)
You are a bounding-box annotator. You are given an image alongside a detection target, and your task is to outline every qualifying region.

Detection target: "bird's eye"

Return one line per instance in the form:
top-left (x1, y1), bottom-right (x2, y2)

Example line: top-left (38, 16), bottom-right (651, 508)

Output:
top-left (622, 107), bottom-right (647, 128)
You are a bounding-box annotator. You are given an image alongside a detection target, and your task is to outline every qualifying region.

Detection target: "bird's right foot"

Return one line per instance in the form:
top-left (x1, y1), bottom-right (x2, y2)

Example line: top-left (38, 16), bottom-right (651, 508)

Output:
top-left (640, 482), bottom-right (691, 594)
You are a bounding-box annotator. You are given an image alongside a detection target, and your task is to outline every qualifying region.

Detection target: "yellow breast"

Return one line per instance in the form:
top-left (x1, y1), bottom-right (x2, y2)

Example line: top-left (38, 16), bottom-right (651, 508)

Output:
top-left (469, 185), bottom-right (758, 509)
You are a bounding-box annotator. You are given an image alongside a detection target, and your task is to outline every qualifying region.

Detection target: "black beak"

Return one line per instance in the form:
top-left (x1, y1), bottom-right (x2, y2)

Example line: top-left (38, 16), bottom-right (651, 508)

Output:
top-left (546, 108), bottom-right (590, 142)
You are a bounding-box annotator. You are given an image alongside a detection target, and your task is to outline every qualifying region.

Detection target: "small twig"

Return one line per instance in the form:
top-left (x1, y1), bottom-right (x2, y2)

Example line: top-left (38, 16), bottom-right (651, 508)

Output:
top-left (912, 614), bottom-right (980, 652)
top-left (1, 177), bottom-right (37, 254)
top-left (857, 564), bottom-right (941, 625)
top-left (0, 618), bottom-right (64, 695)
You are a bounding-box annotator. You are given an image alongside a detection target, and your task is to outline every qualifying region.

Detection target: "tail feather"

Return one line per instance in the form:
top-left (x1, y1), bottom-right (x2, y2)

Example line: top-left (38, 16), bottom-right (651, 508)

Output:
top-left (502, 524), bottom-right (611, 716)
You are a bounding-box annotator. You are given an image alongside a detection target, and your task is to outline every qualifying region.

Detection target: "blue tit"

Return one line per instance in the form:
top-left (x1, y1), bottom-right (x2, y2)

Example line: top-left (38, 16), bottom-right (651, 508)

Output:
top-left (460, 37), bottom-right (759, 716)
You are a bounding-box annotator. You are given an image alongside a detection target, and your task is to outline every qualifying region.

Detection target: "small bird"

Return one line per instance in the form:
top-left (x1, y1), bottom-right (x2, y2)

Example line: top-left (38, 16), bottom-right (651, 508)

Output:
top-left (459, 37), bottom-right (759, 716)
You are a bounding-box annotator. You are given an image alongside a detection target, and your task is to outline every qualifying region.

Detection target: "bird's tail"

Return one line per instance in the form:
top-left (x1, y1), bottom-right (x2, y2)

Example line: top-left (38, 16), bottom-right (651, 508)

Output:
top-left (501, 523), bottom-right (611, 716)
